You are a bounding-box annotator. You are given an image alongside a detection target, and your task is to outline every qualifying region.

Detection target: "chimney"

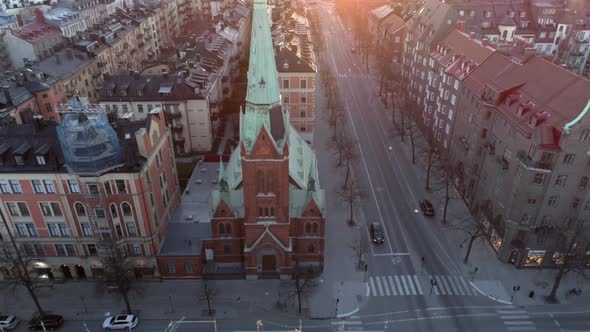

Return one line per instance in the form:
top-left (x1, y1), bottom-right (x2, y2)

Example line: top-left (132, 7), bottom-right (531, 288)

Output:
top-left (16, 15), bottom-right (23, 27)
top-left (523, 47), bottom-right (536, 62)
top-left (481, 38), bottom-right (490, 47)
top-left (34, 8), bottom-right (45, 24)
top-left (455, 20), bottom-right (466, 32)
top-left (2, 86), bottom-right (13, 106)
top-left (469, 32), bottom-right (476, 39)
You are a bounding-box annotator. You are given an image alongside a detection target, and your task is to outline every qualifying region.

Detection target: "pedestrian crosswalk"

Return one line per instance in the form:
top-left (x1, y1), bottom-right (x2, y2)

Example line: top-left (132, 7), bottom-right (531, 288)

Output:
top-left (331, 315), bottom-right (363, 331)
top-left (497, 307), bottom-right (536, 331)
top-left (367, 275), bottom-right (480, 297)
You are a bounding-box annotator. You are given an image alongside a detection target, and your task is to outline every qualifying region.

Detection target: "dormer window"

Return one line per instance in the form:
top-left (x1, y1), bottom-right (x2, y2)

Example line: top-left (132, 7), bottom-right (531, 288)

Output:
top-left (137, 89), bottom-right (143, 96)
top-left (36, 155), bottom-right (46, 165)
top-left (283, 62), bottom-right (289, 69)
top-left (107, 89), bottom-right (113, 96)
top-left (529, 116), bottom-right (537, 127)
top-left (120, 89), bottom-right (127, 96)
top-left (14, 155), bottom-right (24, 166)
top-left (517, 105), bottom-right (524, 116)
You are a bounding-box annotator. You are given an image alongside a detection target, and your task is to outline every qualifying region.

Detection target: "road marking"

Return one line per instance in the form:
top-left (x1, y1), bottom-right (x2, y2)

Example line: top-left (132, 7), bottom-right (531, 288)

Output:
top-left (413, 275), bottom-right (424, 295)
top-left (435, 276), bottom-right (447, 295)
top-left (369, 277), bottom-right (377, 296)
top-left (375, 275), bottom-right (384, 296)
top-left (387, 276), bottom-right (397, 295)
top-left (500, 316), bottom-right (530, 320)
top-left (504, 321), bottom-right (534, 325)
top-left (381, 276), bottom-right (390, 296)
top-left (451, 276), bottom-right (466, 296)
top-left (343, 103), bottom-right (395, 255)
top-left (446, 275), bottom-right (461, 295)
top-left (458, 276), bottom-right (475, 296)
top-left (406, 275), bottom-right (417, 295)
top-left (400, 275), bottom-right (411, 295)
top-left (506, 327), bottom-right (536, 331)
top-left (374, 252), bottom-right (410, 256)
top-left (394, 276), bottom-right (404, 295)
top-left (498, 310), bottom-right (527, 315)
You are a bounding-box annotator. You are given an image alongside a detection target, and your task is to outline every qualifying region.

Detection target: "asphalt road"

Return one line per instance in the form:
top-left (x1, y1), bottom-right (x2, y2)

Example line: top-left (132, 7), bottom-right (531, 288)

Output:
top-left (314, 2), bottom-right (590, 331)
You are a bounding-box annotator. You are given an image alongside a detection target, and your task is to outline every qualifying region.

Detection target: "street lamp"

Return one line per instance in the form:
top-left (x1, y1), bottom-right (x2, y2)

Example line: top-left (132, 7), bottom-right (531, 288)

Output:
top-left (335, 298), bottom-right (340, 317)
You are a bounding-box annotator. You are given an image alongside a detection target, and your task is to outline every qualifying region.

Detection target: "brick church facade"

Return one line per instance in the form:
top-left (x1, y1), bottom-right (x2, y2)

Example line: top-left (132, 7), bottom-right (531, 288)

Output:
top-left (210, 0), bottom-right (325, 279)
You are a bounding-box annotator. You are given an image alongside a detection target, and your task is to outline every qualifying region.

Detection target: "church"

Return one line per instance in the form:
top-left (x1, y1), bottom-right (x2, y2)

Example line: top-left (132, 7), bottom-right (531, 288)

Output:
top-left (210, 0), bottom-right (325, 280)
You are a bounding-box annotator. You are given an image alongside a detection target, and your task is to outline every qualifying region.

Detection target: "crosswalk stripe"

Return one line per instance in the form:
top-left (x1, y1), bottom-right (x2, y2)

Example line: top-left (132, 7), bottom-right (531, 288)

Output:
top-left (451, 276), bottom-right (466, 295)
top-left (387, 276), bottom-right (398, 295)
top-left (435, 276), bottom-right (447, 295)
top-left (369, 277), bottom-right (377, 296)
top-left (400, 275), bottom-right (411, 295)
top-left (504, 321), bottom-right (534, 325)
top-left (500, 315), bottom-right (530, 320)
top-left (381, 276), bottom-right (390, 296)
top-left (458, 275), bottom-right (475, 296)
top-left (394, 276), bottom-right (404, 295)
top-left (440, 275), bottom-right (453, 295)
top-left (446, 275), bottom-right (461, 295)
top-left (498, 310), bottom-right (527, 315)
top-left (506, 327), bottom-right (536, 331)
top-left (375, 275), bottom-right (384, 296)
top-left (413, 275), bottom-right (424, 295)
top-left (433, 281), bottom-right (440, 295)
top-left (405, 275), bottom-right (417, 295)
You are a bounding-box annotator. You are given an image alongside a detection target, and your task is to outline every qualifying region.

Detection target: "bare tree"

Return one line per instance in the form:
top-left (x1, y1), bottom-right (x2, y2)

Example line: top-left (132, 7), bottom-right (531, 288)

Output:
top-left (201, 279), bottom-right (217, 317)
top-left (546, 222), bottom-right (589, 303)
top-left (0, 211), bottom-right (48, 316)
top-left (349, 238), bottom-right (368, 270)
top-left (449, 215), bottom-right (487, 264)
top-left (99, 238), bottom-right (138, 314)
top-left (341, 135), bottom-right (357, 188)
top-left (291, 261), bottom-right (318, 314)
top-left (338, 178), bottom-right (367, 226)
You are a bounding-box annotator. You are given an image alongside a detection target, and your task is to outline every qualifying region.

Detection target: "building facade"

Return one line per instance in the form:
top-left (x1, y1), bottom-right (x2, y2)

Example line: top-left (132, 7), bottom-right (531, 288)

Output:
top-left (0, 99), bottom-right (180, 280)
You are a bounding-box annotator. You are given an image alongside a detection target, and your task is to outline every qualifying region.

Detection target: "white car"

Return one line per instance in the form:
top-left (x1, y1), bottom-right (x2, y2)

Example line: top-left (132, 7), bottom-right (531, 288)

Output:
top-left (0, 315), bottom-right (19, 330)
top-left (102, 315), bottom-right (138, 330)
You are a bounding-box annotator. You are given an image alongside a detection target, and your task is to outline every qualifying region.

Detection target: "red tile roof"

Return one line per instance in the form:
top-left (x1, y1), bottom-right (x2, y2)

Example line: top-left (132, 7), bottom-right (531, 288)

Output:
top-left (11, 21), bottom-right (61, 44)
top-left (465, 52), bottom-right (590, 147)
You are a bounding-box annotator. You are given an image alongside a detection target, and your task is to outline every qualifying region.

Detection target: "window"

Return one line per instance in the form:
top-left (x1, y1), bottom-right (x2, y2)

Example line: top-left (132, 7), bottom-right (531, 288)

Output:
top-left (34, 244), bottom-right (45, 257)
top-left (547, 195), bottom-right (559, 207)
top-left (9, 180), bottom-right (21, 194)
top-left (138, 104), bottom-right (144, 113)
top-left (185, 262), bottom-right (193, 273)
top-left (167, 263), bottom-right (176, 273)
top-left (579, 129), bottom-right (590, 141)
top-left (0, 180), bottom-right (9, 193)
top-left (584, 201), bottom-right (590, 211)
top-left (65, 244), bottom-right (76, 256)
top-left (312, 223), bottom-right (319, 233)
top-left (81, 223), bottom-right (92, 236)
top-left (283, 79), bottom-right (289, 89)
top-left (75, 203), bottom-right (86, 216)
top-left (16, 223), bottom-right (37, 237)
top-left (520, 214), bottom-right (530, 224)
top-left (87, 244), bottom-right (98, 256)
top-left (115, 180), bottom-right (126, 193)
top-left (6, 202), bottom-right (29, 217)
top-left (14, 155), bottom-right (24, 166)
top-left (32, 180), bottom-right (44, 193)
top-left (563, 153), bottom-right (576, 165)
top-left (68, 180), bottom-right (80, 193)
top-left (305, 222), bottom-right (311, 233)
top-left (283, 95), bottom-right (289, 103)
top-left (554, 175), bottom-right (567, 187)
top-left (224, 245), bottom-right (231, 254)
top-left (218, 223), bottom-right (225, 234)
top-left (131, 244), bottom-right (142, 255)
top-left (104, 181), bottom-right (111, 195)
top-left (95, 208), bottom-right (106, 219)
top-left (55, 244), bottom-right (66, 257)
top-left (520, 11), bottom-right (526, 17)
top-left (308, 244), bottom-right (315, 253)
top-left (43, 180), bottom-right (55, 193)
top-left (127, 223), bottom-right (137, 236)
top-left (300, 80), bottom-right (306, 89)
top-left (110, 204), bottom-right (118, 218)
top-left (301, 96), bottom-right (307, 104)
top-left (579, 176), bottom-right (588, 190)
top-left (532, 173), bottom-right (545, 185)
top-left (36, 155), bottom-right (46, 165)
top-left (572, 198), bottom-right (580, 209)
top-left (88, 184), bottom-right (99, 195)
top-left (121, 202), bottom-right (132, 217)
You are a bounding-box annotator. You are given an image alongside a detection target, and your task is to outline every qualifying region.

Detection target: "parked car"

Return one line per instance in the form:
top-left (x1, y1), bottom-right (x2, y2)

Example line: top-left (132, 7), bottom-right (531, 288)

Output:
top-left (102, 315), bottom-right (139, 330)
top-left (420, 200), bottom-right (435, 217)
top-left (28, 315), bottom-right (64, 331)
top-left (0, 315), bottom-right (19, 330)
top-left (370, 223), bottom-right (385, 244)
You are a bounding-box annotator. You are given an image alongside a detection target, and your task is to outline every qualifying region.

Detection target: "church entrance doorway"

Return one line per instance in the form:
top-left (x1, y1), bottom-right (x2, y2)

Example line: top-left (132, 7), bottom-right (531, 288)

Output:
top-left (261, 255), bottom-right (276, 272)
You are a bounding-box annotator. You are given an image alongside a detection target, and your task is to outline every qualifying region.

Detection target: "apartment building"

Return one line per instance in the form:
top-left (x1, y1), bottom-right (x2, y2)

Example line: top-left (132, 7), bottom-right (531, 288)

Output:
top-left (98, 73), bottom-right (215, 154)
top-left (448, 52), bottom-right (590, 268)
top-left (43, 7), bottom-right (87, 39)
top-left (421, 29), bottom-right (494, 149)
top-left (0, 98), bottom-right (180, 280)
top-left (4, 9), bottom-right (63, 68)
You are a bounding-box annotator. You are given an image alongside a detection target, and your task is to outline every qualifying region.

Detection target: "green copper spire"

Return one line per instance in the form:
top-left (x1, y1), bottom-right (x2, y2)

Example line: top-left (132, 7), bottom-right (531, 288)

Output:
top-left (245, 0), bottom-right (281, 106)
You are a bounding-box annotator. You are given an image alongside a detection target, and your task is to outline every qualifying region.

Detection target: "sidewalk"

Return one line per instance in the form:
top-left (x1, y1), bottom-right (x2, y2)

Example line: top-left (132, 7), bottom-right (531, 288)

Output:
top-left (369, 80), bottom-right (589, 307)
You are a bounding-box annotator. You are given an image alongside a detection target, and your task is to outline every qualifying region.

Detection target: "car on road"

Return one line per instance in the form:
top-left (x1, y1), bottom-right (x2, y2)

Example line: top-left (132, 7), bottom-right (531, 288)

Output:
top-left (102, 315), bottom-right (139, 330)
top-left (420, 200), bottom-right (435, 216)
top-left (370, 223), bottom-right (385, 244)
top-left (28, 315), bottom-right (64, 331)
top-left (0, 315), bottom-right (19, 330)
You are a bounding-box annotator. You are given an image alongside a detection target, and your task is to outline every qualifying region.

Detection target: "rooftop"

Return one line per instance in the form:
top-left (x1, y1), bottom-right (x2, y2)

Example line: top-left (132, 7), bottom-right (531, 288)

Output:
top-left (10, 11), bottom-right (61, 44)
top-left (98, 75), bottom-right (205, 102)
top-left (38, 48), bottom-right (94, 80)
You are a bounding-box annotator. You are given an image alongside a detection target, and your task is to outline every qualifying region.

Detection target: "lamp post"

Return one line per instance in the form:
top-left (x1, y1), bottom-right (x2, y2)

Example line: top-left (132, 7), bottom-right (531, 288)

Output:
top-left (335, 298), bottom-right (339, 317)
top-left (363, 264), bottom-right (368, 282)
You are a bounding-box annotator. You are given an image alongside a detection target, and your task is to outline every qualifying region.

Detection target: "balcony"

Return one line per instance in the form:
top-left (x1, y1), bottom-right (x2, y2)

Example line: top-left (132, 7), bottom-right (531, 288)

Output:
top-left (171, 122), bottom-right (183, 132)
top-left (165, 110), bottom-right (182, 120)
top-left (516, 151), bottom-right (553, 171)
